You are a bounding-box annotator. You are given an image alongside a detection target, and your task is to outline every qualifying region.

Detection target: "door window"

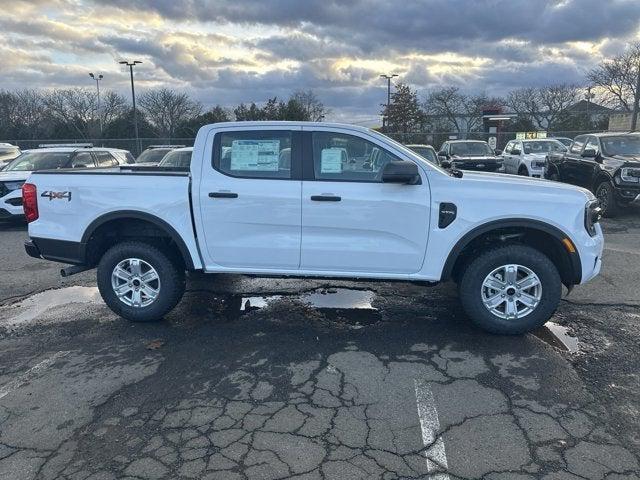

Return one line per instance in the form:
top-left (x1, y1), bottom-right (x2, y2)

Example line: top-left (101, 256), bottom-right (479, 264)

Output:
top-left (504, 141), bottom-right (513, 154)
top-left (71, 152), bottom-right (93, 168)
top-left (94, 151), bottom-right (118, 167)
top-left (311, 132), bottom-right (400, 182)
top-left (584, 137), bottom-right (600, 155)
top-left (214, 131), bottom-right (293, 179)
top-left (570, 136), bottom-right (586, 154)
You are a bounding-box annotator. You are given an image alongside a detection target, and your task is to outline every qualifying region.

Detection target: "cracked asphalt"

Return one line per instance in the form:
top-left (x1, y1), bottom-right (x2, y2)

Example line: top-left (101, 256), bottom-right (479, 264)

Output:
top-left (0, 208), bottom-right (638, 480)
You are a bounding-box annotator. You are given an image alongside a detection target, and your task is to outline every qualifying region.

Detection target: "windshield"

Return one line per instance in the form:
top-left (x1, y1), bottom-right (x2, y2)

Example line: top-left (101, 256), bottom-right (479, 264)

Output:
top-left (523, 140), bottom-right (566, 154)
top-left (600, 135), bottom-right (640, 156)
top-left (555, 138), bottom-right (573, 147)
top-left (450, 142), bottom-right (493, 157)
top-left (159, 150), bottom-right (192, 167)
top-left (136, 149), bottom-right (171, 163)
top-left (408, 146), bottom-right (437, 164)
top-left (5, 151), bottom-right (73, 171)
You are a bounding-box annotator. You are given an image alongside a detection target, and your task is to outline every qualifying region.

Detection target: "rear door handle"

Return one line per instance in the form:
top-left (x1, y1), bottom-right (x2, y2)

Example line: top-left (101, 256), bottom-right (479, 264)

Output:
top-left (209, 192), bottom-right (238, 198)
top-left (311, 195), bottom-right (341, 202)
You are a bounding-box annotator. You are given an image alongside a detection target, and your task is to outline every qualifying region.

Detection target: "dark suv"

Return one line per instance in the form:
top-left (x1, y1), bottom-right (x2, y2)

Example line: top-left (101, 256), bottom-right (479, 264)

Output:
top-left (545, 132), bottom-right (640, 216)
top-left (437, 140), bottom-right (502, 172)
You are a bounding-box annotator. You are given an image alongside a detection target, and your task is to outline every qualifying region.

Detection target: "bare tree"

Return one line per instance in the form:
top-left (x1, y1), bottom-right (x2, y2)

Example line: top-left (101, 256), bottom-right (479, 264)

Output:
top-left (99, 91), bottom-right (129, 132)
top-left (139, 88), bottom-right (202, 138)
top-left (291, 90), bottom-right (328, 121)
top-left (424, 87), bottom-right (496, 134)
top-left (588, 43), bottom-right (640, 111)
top-left (43, 88), bottom-right (97, 139)
top-left (506, 84), bottom-right (578, 130)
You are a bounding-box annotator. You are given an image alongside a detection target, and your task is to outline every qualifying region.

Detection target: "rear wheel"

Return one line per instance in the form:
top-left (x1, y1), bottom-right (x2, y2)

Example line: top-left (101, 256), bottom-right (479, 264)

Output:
top-left (97, 241), bottom-right (185, 322)
top-left (459, 245), bottom-right (561, 334)
top-left (595, 181), bottom-right (620, 217)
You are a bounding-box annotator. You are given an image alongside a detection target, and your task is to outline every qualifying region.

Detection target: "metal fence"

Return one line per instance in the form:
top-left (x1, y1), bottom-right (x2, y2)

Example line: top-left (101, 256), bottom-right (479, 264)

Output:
top-left (6, 128), bottom-right (608, 155)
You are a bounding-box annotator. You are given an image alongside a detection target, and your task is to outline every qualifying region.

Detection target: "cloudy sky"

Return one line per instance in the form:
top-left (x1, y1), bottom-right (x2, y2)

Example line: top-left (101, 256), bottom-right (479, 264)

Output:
top-left (2, 0), bottom-right (640, 124)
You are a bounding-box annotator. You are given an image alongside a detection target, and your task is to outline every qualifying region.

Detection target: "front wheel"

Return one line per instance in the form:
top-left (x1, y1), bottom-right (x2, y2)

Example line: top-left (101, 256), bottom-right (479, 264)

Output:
top-left (97, 241), bottom-right (186, 322)
top-left (458, 245), bottom-right (561, 334)
top-left (595, 181), bottom-right (620, 218)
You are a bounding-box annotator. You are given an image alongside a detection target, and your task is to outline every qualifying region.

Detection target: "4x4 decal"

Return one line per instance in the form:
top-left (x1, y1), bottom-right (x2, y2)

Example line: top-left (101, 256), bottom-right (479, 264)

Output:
top-left (41, 190), bottom-right (72, 201)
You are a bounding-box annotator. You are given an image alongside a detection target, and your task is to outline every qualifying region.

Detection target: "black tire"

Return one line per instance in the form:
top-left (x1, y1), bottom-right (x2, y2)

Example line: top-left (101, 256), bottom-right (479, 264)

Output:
top-left (97, 241), bottom-right (186, 322)
top-left (518, 166), bottom-right (529, 176)
top-left (595, 181), bottom-right (620, 218)
top-left (458, 245), bottom-right (561, 335)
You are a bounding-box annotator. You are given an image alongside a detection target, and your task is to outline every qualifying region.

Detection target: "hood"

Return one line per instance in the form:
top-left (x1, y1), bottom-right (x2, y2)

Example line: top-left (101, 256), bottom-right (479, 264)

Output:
top-left (459, 171), bottom-right (594, 201)
top-left (612, 154), bottom-right (640, 166)
top-left (0, 171), bottom-right (31, 182)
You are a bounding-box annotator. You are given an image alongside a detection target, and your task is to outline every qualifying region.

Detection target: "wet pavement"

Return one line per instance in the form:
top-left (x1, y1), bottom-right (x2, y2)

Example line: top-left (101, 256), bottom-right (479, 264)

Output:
top-left (0, 209), bottom-right (638, 479)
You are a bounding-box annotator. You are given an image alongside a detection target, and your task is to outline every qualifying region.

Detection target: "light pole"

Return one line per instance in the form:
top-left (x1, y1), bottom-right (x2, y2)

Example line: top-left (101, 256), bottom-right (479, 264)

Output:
top-left (89, 73), bottom-right (103, 136)
top-left (380, 74), bottom-right (398, 129)
top-left (119, 60), bottom-right (142, 154)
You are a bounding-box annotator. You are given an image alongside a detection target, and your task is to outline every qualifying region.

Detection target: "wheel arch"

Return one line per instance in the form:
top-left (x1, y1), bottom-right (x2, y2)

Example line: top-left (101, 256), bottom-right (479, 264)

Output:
top-left (81, 210), bottom-right (195, 270)
top-left (591, 170), bottom-right (613, 192)
top-left (442, 219), bottom-right (582, 287)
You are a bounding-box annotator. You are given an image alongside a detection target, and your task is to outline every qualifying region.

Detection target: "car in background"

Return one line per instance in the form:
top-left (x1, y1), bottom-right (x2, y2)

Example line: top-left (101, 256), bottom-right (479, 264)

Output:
top-left (545, 132), bottom-right (640, 217)
top-left (0, 144), bottom-right (21, 170)
top-left (437, 140), bottom-right (503, 172)
top-left (158, 147), bottom-right (193, 168)
top-left (405, 144), bottom-right (439, 165)
top-left (0, 144), bottom-right (132, 221)
top-left (552, 137), bottom-right (573, 148)
top-left (136, 145), bottom-right (185, 165)
top-left (502, 138), bottom-right (567, 177)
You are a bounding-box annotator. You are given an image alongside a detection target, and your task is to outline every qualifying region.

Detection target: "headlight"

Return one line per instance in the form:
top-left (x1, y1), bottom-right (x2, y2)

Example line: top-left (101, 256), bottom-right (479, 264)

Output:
top-left (4, 181), bottom-right (24, 191)
top-left (620, 167), bottom-right (640, 183)
top-left (584, 199), bottom-right (602, 237)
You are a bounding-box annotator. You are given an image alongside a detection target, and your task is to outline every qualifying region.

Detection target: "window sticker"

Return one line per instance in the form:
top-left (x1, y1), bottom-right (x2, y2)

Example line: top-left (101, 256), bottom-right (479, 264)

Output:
top-left (230, 139), bottom-right (280, 171)
top-left (320, 148), bottom-right (343, 173)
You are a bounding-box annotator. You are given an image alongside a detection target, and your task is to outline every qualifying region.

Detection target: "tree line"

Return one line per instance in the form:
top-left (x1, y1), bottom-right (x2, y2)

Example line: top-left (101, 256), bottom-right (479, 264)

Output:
top-left (383, 43), bottom-right (640, 135)
top-left (0, 89), bottom-right (327, 141)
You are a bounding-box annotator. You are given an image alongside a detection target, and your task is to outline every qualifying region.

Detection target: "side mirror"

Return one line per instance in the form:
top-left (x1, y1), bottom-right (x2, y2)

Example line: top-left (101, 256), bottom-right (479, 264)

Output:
top-left (439, 159), bottom-right (452, 169)
top-left (382, 160), bottom-right (420, 184)
top-left (581, 148), bottom-right (597, 158)
top-left (511, 148), bottom-right (521, 155)
top-left (494, 149), bottom-right (502, 156)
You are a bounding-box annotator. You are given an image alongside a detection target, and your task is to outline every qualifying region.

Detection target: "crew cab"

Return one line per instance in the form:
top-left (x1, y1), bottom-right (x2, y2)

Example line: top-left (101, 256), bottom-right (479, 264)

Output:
top-left (0, 144), bottom-right (133, 221)
top-left (545, 132), bottom-right (640, 217)
top-left (502, 138), bottom-right (567, 177)
top-left (437, 140), bottom-right (503, 172)
top-left (23, 122), bottom-right (603, 334)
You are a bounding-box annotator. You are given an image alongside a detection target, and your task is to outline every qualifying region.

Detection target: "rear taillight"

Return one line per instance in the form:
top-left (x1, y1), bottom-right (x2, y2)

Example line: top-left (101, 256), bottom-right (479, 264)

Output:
top-left (22, 183), bottom-right (39, 223)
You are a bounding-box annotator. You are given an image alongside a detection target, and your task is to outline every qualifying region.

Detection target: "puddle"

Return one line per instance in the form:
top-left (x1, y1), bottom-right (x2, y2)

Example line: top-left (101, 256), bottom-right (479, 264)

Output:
top-left (533, 322), bottom-right (579, 353)
top-left (3, 286), bottom-right (101, 327)
top-left (236, 288), bottom-right (380, 327)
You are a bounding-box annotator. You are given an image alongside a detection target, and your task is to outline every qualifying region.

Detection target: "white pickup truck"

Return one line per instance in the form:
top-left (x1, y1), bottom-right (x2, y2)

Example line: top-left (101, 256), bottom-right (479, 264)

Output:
top-left (22, 122), bottom-right (604, 334)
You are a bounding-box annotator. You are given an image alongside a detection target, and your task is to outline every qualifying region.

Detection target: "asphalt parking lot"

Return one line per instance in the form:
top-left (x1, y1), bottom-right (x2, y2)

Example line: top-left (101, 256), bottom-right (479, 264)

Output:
top-left (0, 210), bottom-right (639, 480)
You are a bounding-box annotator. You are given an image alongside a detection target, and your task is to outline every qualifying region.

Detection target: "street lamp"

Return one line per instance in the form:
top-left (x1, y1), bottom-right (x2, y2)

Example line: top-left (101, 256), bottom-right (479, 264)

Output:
top-left (380, 74), bottom-right (398, 129)
top-left (119, 60), bottom-right (142, 154)
top-left (89, 73), bottom-right (103, 136)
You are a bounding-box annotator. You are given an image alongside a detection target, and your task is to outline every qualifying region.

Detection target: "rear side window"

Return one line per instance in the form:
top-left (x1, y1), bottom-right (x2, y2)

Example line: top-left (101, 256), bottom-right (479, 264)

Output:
top-left (71, 152), bottom-right (94, 168)
top-left (570, 136), bottom-right (586, 154)
top-left (214, 131), bottom-right (293, 179)
top-left (94, 151), bottom-right (118, 167)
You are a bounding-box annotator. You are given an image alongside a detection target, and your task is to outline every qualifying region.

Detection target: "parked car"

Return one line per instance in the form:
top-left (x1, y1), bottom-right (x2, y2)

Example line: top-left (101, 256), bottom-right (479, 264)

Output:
top-left (545, 132), bottom-right (640, 217)
top-left (158, 147), bottom-right (193, 168)
top-left (502, 138), bottom-right (567, 177)
top-left (405, 144), bottom-right (439, 165)
top-left (0, 143), bottom-right (21, 170)
top-left (24, 121), bottom-right (603, 335)
top-left (136, 145), bottom-right (185, 165)
top-left (0, 144), bottom-right (132, 221)
top-left (552, 137), bottom-right (573, 148)
top-left (437, 140), bottom-right (503, 172)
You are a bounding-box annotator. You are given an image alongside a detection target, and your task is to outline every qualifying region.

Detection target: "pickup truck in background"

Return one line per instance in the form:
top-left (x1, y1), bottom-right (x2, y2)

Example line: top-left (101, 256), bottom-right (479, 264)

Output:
top-left (437, 140), bottom-right (503, 172)
top-left (22, 122), bottom-right (604, 334)
top-left (545, 132), bottom-right (640, 217)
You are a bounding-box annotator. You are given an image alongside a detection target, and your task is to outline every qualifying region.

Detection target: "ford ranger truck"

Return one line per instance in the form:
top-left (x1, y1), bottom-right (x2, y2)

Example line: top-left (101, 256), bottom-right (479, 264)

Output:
top-left (22, 122), bottom-right (604, 335)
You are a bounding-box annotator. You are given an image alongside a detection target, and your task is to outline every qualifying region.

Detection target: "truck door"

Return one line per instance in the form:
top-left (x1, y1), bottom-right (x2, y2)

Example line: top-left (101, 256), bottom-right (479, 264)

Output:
top-left (574, 136), bottom-right (601, 189)
top-left (563, 135), bottom-right (587, 185)
top-left (198, 128), bottom-right (302, 270)
top-left (300, 129), bottom-right (430, 274)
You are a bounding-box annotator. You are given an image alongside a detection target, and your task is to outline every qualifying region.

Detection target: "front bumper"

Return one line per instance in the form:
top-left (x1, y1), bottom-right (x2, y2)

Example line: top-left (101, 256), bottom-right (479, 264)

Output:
top-left (577, 224), bottom-right (604, 285)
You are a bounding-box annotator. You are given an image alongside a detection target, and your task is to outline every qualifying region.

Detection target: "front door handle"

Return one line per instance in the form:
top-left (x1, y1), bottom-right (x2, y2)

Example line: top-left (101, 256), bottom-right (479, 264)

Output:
top-left (209, 192), bottom-right (238, 198)
top-left (311, 195), bottom-right (341, 202)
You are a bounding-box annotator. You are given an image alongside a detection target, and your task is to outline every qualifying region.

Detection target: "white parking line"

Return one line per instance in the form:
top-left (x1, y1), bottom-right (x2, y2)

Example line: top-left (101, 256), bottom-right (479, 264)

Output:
top-left (414, 378), bottom-right (451, 479)
top-left (0, 351), bottom-right (70, 400)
